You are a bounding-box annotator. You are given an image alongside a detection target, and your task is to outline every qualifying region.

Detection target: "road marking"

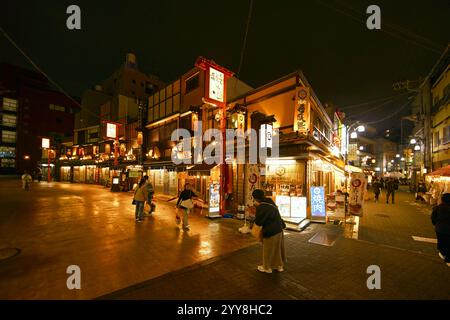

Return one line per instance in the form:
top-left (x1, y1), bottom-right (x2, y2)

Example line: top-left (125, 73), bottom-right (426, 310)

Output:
top-left (412, 236), bottom-right (437, 244)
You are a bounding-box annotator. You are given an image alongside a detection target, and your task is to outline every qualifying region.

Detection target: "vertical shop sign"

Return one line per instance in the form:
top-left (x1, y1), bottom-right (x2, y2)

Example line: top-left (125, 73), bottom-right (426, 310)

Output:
top-left (209, 183), bottom-right (220, 213)
top-left (293, 87), bottom-right (310, 134)
top-left (349, 172), bottom-right (366, 216)
top-left (310, 186), bottom-right (326, 219)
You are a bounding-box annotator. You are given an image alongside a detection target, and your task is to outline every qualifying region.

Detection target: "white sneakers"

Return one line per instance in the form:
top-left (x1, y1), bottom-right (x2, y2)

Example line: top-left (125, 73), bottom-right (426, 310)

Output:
top-left (257, 266), bottom-right (272, 273)
top-left (257, 265), bottom-right (285, 273)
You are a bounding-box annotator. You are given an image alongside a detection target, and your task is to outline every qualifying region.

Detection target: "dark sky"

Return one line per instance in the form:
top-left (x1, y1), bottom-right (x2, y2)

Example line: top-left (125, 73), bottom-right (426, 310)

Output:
top-left (1, 0), bottom-right (449, 139)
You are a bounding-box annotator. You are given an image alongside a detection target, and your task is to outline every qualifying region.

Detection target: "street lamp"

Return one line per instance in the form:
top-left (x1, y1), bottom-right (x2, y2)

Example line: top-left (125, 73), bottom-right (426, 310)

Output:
top-left (414, 145), bottom-right (421, 151)
top-left (410, 138), bottom-right (417, 144)
top-left (350, 132), bottom-right (358, 139)
top-left (357, 125), bottom-right (365, 132)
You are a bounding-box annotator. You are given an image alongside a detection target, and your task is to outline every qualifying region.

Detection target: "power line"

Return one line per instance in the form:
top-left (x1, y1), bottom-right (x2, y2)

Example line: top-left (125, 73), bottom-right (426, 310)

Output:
top-left (336, 0), bottom-right (445, 53)
top-left (234, 0), bottom-right (254, 94)
top-left (363, 100), bottom-right (411, 126)
top-left (340, 91), bottom-right (410, 110)
top-left (314, 0), bottom-right (444, 54)
top-left (0, 25), bottom-right (100, 120)
top-left (347, 94), bottom-right (410, 119)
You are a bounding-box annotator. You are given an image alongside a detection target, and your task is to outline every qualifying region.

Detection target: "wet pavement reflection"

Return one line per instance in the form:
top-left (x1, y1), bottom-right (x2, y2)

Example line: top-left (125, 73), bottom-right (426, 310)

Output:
top-left (0, 179), bottom-right (257, 299)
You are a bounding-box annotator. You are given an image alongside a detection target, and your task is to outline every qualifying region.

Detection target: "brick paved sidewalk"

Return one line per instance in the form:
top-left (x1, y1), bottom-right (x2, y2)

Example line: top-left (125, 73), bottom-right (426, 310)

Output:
top-left (100, 223), bottom-right (450, 300)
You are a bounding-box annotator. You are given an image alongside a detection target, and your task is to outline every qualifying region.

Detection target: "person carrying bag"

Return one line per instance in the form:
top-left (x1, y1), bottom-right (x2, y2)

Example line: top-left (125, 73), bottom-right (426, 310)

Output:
top-left (176, 183), bottom-right (197, 230)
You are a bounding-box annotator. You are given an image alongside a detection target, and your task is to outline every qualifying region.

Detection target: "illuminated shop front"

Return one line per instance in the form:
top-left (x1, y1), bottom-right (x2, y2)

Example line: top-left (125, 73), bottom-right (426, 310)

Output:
top-left (60, 166), bottom-right (71, 182)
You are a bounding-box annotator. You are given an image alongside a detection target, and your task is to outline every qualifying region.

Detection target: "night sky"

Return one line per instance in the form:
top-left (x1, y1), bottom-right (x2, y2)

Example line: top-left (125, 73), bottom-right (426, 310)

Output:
top-left (1, 0), bottom-right (449, 139)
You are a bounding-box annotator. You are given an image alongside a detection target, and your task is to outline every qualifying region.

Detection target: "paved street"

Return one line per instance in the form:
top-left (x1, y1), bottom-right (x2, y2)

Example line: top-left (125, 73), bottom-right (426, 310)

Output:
top-left (101, 188), bottom-right (450, 300)
top-left (1, 179), bottom-right (449, 300)
top-left (0, 178), bottom-right (257, 299)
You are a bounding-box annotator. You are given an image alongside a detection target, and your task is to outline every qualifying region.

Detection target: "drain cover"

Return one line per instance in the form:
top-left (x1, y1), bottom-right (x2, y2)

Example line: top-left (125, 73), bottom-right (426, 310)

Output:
top-left (0, 248), bottom-right (21, 262)
top-left (308, 232), bottom-right (338, 246)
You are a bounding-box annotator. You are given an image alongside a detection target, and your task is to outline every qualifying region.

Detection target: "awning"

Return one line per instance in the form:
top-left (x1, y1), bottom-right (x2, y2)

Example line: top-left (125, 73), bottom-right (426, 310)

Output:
top-left (187, 163), bottom-right (218, 176)
top-left (429, 165), bottom-right (450, 177)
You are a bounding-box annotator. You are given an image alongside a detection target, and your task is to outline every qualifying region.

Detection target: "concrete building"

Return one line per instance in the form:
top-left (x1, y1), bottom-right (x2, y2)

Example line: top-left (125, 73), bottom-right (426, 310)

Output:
top-left (0, 63), bottom-right (79, 175)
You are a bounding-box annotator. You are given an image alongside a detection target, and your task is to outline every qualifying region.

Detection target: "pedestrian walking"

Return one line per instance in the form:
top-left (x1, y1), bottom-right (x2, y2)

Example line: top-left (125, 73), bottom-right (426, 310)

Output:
top-left (133, 178), bottom-right (148, 222)
top-left (176, 183), bottom-right (197, 231)
top-left (431, 193), bottom-right (450, 267)
top-left (251, 189), bottom-right (286, 274)
top-left (21, 171), bottom-right (32, 191)
top-left (372, 178), bottom-right (382, 202)
top-left (143, 175), bottom-right (155, 214)
top-left (386, 178), bottom-right (397, 204)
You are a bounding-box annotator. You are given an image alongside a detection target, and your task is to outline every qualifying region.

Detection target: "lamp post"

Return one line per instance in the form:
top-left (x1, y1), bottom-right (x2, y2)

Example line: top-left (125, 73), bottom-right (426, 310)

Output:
top-left (344, 121), bottom-right (365, 189)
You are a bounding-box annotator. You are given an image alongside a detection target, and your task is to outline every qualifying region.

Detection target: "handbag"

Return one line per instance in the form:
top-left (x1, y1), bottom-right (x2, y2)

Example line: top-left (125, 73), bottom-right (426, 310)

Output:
top-left (180, 199), bottom-right (194, 209)
top-left (251, 223), bottom-right (263, 242)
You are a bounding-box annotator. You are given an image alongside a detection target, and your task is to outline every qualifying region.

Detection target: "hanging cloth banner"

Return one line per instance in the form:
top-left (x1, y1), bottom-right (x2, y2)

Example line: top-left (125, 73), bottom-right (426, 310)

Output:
top-left (349, 172), bottom-right (367, 216)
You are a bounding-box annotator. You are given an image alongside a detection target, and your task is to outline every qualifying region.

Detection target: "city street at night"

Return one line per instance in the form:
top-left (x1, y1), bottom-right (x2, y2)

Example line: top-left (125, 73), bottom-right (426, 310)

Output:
top-left (1, 178), bottom-right (449, 300)
top-left (1, 0), bottom-right (449, 308)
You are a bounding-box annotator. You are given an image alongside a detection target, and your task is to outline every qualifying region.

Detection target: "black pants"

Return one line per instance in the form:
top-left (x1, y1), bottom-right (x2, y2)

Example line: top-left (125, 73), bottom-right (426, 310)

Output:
top-left (437, 233), bottom-right (450, 263)
top-left (386, 191), bottom-right (395, 204)
top-left (374, 192), bottom-right (380, 201)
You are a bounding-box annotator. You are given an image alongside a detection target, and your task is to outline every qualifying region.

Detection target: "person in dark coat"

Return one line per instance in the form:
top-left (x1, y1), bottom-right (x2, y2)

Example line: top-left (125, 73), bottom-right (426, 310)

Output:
top-left (431, 193), bottom-right (450, 266)
top-left (372, 178), bottom-right (382, 202)
top-left (252, 189), bottom-right (286, 274)
top-left (386, 178), bottom-right (397, 204)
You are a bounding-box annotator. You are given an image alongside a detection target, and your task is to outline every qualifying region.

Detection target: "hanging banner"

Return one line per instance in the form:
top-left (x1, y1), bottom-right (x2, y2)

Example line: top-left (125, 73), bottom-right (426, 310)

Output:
top-left (310, 186), bottom-right (326, 221)
top-left (293, 87), bottom-right (310, 134)
top-left (349, 172), bottom-right (367, 216)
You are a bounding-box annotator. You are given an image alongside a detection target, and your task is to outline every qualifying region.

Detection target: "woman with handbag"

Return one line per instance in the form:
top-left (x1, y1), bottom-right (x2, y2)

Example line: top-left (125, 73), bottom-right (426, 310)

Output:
top-left (251, 189), bottom-right (286, 274)
top-left (176, 183), bottom-right (197, 230)
top-left (133, 178), bottom-right (148, 222)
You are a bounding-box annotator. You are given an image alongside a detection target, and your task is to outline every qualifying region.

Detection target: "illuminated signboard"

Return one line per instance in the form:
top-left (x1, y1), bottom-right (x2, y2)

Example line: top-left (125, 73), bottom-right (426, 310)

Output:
top-left (291, 196), bottom-right (307, 219)
top-left (106, 123), bottom-right (117, 139)
top-left (293, 87), bottom-right (310, 134)
top-left (209, 183), bottom-right (220, 213)
top-left (208, 67), bottom-right (225, 103)
top-left (41, 138), bottom-right (50, 149)
top-left (310, 186), bottom-right (326, 218)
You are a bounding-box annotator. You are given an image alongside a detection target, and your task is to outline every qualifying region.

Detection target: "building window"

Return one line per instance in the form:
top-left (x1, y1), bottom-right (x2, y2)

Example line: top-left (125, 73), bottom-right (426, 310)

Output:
top-left (2, 114), bottom-right (17, 127)
top-left (434, 131), bottom-right (440, 148)
top-left (3, 98), bottom-right (18, 112)
top-left (0, 146), bottom-right (15, 158)
top-left (185, 73), bottom-right (199, 94)
top-left (2, 130), bottom-right (16, 143)
top-left (49, 104), bottom-right (65, 112)
top-left (443, 126), bottom-right (450, 144)
top-left (1, 158), bottom-right (15, 168)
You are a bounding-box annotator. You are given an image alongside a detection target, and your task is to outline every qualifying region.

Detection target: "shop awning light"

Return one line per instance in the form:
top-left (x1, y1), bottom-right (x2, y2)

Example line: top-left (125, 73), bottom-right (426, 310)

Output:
top-left (350, 132), bottom-right (358, 139)
top-left (414, 145), bottom-right (421, 151)
top-left (410, 138), bottom-right (417, 144)
top-left (357, 125), bottom-right (365, 132)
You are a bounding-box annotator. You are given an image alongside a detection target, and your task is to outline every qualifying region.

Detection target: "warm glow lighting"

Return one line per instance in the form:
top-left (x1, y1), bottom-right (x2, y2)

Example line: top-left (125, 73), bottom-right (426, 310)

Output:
top-left (357, 125), bottom-right (365, 132)
top-left (410, 138), bottom-right (417, 144)
top-left (371, 159), bottom-right (376, 164)
top-left (375, 167), bottom-right (381, 172)
top-left (391, 160), bottom-right (394, 163)
top-left (401, 157), bottom-right (405, 161)
top-left (396, 154), bottom-right (400, 158)
top-left (414, 145), bottom-right (421, 151)
top-left (350, 132), bottom-right (358, 139)
top-left (265, 159), bottom-right (296, 165)
top-left (24, 155), bottom-right (30, 160)
top-left (359, 146), bottom-right (364, 150)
